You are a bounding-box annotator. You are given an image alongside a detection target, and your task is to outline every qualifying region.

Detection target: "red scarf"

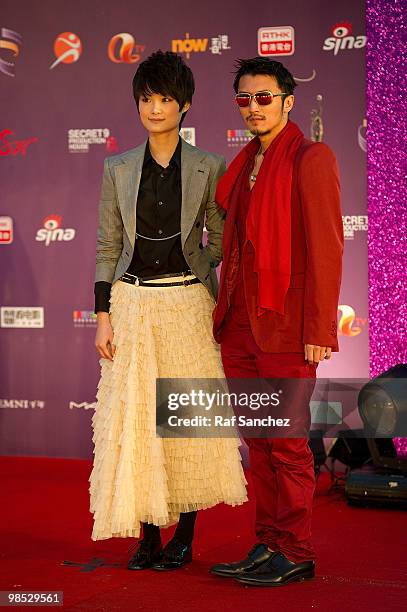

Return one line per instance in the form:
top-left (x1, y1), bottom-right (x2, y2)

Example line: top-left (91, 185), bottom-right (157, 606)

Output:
top-left (216, 120), bottom-right (304, 316)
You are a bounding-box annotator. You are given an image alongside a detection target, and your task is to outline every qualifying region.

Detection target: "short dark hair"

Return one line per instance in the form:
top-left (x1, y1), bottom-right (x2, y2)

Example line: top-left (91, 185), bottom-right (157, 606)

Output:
top-left (132, 50), bottom-right (195, 126)
top-left (233, 57), bottom-right (297, 96)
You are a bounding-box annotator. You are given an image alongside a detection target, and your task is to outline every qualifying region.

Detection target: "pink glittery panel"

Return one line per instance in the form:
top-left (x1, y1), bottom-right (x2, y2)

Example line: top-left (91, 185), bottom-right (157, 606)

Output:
top-left (366, 0), bottom-right (407, 456)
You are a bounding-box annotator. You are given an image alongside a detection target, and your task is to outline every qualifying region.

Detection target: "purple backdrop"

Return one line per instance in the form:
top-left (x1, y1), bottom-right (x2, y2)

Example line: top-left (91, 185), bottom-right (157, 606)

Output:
top-left (1, 0), bottom-right (368, 458)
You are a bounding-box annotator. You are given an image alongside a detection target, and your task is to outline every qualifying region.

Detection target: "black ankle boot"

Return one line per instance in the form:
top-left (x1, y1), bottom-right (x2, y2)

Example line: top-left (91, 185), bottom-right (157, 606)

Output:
top-left (127, 539), bottom-right (163, 570)
top-left (151, 537), bottom-right (192, 571)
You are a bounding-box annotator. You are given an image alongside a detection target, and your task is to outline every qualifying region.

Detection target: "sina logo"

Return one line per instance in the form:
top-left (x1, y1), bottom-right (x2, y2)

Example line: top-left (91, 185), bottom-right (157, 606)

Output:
top-left (323, 23), bottom-right (366, 56)
top-left (35, 214), bottom-right (76, 246)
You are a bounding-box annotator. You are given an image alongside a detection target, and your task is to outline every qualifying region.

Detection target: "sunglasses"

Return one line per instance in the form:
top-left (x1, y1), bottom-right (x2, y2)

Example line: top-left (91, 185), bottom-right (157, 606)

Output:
top-left (235, 90), bottom-right (287, 108)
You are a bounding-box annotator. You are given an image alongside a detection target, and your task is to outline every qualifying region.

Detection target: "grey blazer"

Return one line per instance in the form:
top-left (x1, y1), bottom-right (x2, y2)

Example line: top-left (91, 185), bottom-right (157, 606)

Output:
top-left (95, 139), bottom-right (226, 300)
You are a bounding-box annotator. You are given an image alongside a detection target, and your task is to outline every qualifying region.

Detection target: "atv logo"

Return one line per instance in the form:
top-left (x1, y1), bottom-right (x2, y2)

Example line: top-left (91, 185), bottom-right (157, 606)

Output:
top-left (323, 22), bottom-right (366, 56)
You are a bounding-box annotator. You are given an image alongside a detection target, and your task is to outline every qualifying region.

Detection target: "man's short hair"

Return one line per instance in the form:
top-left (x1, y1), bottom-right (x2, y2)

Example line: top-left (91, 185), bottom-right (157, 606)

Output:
top-left (233, 57), bottom-right (297, 96)
top-left (132, 50), bottom-right (195, 126)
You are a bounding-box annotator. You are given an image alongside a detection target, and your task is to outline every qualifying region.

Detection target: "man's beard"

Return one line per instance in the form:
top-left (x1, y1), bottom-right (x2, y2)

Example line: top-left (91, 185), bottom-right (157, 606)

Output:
top-left (249, 126), bottom-right (272, 136)
top-left (247, 115), bottom-right (271, 137)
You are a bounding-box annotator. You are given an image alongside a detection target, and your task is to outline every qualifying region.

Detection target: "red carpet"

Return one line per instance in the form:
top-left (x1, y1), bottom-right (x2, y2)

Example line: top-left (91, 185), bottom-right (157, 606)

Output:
top-left (0, 456), bottom-right (406, 611)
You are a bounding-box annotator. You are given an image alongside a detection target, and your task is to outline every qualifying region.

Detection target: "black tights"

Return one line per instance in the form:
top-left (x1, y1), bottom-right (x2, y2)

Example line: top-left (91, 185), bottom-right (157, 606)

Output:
top-left (142, 511), bottom-right (197, 546)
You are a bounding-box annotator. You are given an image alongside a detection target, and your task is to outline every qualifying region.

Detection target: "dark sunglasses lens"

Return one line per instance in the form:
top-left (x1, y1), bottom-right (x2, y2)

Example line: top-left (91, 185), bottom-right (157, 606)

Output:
top-left (255, 92), bottom-right (273, 105)
top-left (236, 95), bottom-right (250, 107)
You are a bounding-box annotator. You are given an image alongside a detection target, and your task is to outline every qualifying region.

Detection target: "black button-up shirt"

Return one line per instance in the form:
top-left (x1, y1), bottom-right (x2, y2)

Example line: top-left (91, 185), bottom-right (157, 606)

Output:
top-left (94, 138), bottom-right (189, 313)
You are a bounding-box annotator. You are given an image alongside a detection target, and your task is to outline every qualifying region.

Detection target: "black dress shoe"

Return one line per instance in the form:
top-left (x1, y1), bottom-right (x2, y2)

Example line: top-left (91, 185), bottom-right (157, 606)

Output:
top-left (210, 543), bottom-right (273, 577)
top-left (234, 551), bottom-right (315, 586)
top-left (151, 538), bottom-right (192, 571)
top-left (127, 539), bottom-right (163, 570)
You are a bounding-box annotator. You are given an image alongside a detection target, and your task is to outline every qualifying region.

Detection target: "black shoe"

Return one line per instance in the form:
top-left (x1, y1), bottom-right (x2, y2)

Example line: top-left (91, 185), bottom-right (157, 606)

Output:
top-left (151, 537), bottom-right (192, 571)
top-left (234, 551), bottom-right (315, 586)
top-left (127, 539), bottom-right (163, 570)
top-left (210, 543), bottom-right (273, 578)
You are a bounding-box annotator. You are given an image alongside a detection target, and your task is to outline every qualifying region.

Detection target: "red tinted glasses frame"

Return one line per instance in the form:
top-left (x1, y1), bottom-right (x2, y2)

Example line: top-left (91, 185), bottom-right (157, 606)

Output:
top-left (235, 90), bottom-right (287, 107)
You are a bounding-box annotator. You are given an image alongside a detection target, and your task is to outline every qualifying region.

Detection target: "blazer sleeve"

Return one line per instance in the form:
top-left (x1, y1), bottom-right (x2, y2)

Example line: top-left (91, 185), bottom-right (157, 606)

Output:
top-left (95, 157), bottom-right (124, 283)
top-left (204, 156), bottom-right (227, 267)
top-left (299, 142), bottom-right (344, 349)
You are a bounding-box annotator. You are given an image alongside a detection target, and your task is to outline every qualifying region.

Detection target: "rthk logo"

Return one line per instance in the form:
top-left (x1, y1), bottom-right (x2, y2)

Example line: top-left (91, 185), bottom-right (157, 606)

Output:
top-left (0, 217), bottom-right (13, 244)
top-left (258, 27), bottom-right (295, 57)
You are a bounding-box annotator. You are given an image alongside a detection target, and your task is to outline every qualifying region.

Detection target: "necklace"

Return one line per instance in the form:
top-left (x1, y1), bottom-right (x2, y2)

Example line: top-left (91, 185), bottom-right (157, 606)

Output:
top-left (249, 147), bottom-right (264, 182)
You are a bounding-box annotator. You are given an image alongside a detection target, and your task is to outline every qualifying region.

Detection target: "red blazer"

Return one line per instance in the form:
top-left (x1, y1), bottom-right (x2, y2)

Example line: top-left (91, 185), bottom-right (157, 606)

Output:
top-left (213, 140), bottom-right (344, 353)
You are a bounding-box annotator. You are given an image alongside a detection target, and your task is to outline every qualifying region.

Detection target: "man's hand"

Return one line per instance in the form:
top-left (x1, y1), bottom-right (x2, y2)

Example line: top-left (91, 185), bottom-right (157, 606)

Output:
top-left (304, 344), bottom-right (332, 364)
top-left (95, 312), bottom-right (116, 361)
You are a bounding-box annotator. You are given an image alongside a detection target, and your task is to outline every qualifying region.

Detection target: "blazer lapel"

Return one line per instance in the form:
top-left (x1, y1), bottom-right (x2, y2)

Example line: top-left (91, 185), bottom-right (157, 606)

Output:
top-left (180, 140), bottom-right (209, 247)
top-left (114, 143), bottom-right (146, 250)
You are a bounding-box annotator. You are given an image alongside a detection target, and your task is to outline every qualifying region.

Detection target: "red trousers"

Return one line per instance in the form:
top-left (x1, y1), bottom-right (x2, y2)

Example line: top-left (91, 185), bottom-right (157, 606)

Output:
top-left (220, 314), bottom-right (317, 562)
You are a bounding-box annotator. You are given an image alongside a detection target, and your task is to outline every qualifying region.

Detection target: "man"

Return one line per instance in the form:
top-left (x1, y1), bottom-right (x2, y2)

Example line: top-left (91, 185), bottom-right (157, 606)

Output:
top-left (90, 51), bottom-right (247, 572)
top-left (210, 57), bottom-right (343, 586)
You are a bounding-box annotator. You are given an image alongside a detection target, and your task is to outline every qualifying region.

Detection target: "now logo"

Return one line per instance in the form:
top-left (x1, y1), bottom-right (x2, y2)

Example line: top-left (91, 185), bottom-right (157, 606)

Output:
top-left (172, 33), bottom-right (208, 59)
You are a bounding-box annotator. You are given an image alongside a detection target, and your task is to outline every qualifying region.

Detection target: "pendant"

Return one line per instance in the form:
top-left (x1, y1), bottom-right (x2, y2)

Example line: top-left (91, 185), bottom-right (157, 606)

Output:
top-left (250, 174), bottom-right (256, 182)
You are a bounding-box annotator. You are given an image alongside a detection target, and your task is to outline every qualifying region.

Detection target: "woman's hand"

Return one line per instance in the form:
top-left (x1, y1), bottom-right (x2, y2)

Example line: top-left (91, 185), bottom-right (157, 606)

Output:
top-left (95, 312), bottom-right (116, 361)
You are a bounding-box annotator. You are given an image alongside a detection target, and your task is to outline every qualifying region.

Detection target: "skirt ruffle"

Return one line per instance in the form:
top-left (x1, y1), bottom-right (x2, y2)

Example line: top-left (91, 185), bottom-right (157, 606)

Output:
top-left (89, 280), bottom-right (247, 540)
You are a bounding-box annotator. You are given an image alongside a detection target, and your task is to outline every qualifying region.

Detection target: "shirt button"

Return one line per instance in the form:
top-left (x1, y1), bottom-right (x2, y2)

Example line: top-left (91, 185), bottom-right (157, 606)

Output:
top-left (158, 201), bottom-right (164, 206)
top-left (160, 173), bottom-right (165, 178)
top-left (155, 259), bottom-right (160, 265)
top-left (158, 229), bottom-right (163, 235)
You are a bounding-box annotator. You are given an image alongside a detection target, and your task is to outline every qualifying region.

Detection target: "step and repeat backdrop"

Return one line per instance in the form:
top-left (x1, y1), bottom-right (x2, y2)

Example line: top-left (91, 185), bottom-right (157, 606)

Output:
top-left (0, 0), bottom-right (367, 458)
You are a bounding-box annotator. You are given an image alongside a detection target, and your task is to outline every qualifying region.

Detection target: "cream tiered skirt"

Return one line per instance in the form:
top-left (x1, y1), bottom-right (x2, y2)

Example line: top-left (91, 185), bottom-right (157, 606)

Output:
top-left (89, 278), bottom-right (247, 541)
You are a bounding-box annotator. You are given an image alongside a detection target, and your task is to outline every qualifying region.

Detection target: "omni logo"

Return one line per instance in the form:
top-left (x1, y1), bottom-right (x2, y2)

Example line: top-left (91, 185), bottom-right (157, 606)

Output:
top-left (0, 399), bottom-right (45, 409)
top-left (323, 22), bottom-right (366, 56)
top-left (35, 215), bottom-right (76, 246)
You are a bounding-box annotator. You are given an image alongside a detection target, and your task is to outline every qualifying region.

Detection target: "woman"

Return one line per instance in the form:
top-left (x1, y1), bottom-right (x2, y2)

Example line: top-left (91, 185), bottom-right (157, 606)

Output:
top-left (89, 51), bottom-right (247, 571)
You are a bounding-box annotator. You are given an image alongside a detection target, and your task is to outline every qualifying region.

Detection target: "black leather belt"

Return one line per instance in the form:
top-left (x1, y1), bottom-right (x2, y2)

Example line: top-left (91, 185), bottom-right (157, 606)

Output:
top-left (120, 271), bottom-right (201, 288)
